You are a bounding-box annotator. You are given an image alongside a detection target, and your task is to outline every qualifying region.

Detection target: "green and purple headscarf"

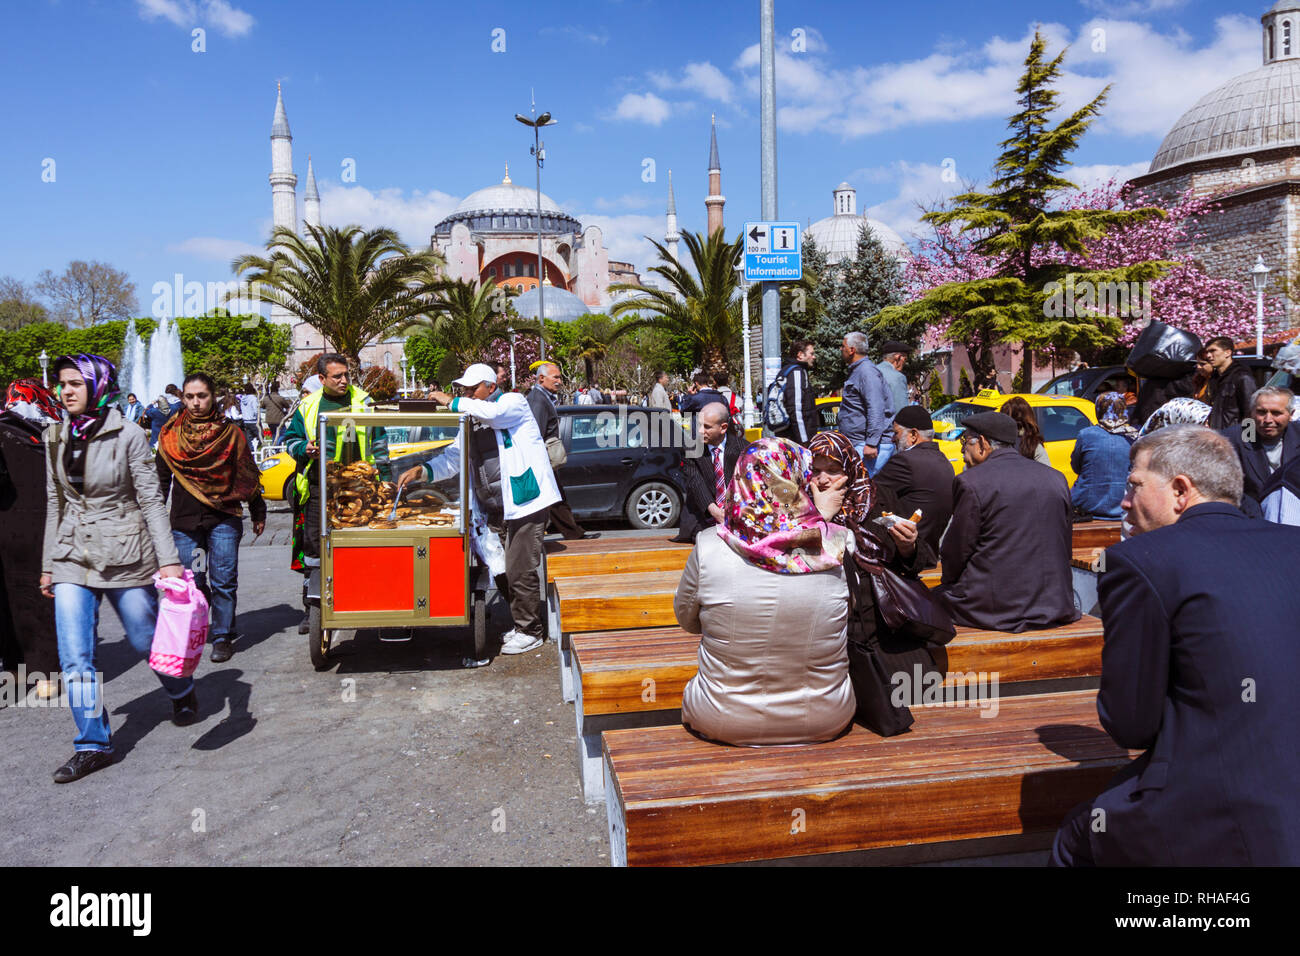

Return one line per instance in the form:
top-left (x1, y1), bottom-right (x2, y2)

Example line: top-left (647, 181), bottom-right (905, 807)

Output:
top-left (52, 353), bottom-right (120, 438)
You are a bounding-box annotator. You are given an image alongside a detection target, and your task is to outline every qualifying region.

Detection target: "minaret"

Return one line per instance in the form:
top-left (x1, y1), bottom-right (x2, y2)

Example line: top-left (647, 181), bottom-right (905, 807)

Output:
top-left (665, 169), bottom-right (680, 261)
top-left (303, 155), bottom-right (320, 230)
top-left (705, 114), bottom-right (725, 238)
top-left (269, 83), bottom-right (298, 326)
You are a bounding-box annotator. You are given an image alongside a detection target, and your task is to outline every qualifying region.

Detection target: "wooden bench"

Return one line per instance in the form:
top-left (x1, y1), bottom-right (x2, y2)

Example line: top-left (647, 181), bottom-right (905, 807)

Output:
top-left (603, 689), bottom-right (1133, 866)
top-left (1071, 520), bottom-right (1121, 550)
top-left (545, 536), bottom-right (692, 582)
top-left (571, 615), bottom-right (1105, 802)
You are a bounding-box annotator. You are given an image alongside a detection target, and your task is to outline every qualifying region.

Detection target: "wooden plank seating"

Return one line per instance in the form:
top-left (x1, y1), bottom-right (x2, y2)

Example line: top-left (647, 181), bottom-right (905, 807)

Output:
top-left (603, 689), bottom-right (1134, 866)
top-left (570, 615), bottom-right (1105, 802)
top-left (1071, 520), bottom-right (1121, 550)
top-left (545, 536), bottom-right (692, 582)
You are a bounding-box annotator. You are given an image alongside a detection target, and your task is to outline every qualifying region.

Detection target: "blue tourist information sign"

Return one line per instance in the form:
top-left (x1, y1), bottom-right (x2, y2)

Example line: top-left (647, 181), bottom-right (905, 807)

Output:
top-left (743, 220), bottom-right (802, 282)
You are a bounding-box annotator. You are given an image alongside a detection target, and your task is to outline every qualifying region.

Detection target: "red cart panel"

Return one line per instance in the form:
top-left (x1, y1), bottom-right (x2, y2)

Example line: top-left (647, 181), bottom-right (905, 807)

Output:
top-left (333, 546), bottom-right (416, 612)
top-left (427, 536), bottom-right (467, 618)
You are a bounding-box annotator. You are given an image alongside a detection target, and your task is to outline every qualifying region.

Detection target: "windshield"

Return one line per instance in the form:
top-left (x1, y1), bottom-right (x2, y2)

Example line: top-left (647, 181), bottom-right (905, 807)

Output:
top-left (385, 425), bottom-right (460, 446)
top-left (931, 402), bottom-right (988, 431)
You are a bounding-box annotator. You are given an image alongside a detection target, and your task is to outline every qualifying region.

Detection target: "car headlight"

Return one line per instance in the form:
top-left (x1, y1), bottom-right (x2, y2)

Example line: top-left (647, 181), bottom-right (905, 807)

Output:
top-left (259, 457), bottom-right (282, 471)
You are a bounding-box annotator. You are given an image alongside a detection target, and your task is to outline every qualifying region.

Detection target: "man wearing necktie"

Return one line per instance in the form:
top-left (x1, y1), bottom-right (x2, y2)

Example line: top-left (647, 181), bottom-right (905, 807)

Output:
top-left (673, 402), bottom-right (746, 543)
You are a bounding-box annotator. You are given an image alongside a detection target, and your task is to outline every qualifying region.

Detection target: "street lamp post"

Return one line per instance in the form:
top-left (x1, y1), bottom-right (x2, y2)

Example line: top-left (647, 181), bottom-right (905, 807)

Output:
top-left (400, 354), bottom-right (409, 394)
top-left (507, 326), bottom-right (517, 388)
top-left (1251, 255), bottom-right (1271, 358)
top-left (516, 99), bottom-right (557, 362)
top-left (734, 263), bottom-right (756, 428)
top-left (38, 349), bottom-right (49, 388)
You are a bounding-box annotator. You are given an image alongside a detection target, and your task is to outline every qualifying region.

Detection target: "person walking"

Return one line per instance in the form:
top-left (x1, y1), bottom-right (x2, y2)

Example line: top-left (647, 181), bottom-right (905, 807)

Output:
top-left (261, 381), bottom-right (290, 444)
top-left (773, 341), bottom-right (818, 446)
top-left (647, 371), bottom-right (671, 411)
top-left (238, 383), bottom-right (261, 452)
top-left (0, 379), bottom-right (63, 698)
top-left (39, 354), bottom-right (196, 785)
top-left (397, 364), bottom-right (560, 656)
top-left (1204, 336), bottom-right (1256, 430)
top-left (875, 340), bottom-right (911, 416)
top-left (123, 393), bottom-right (145, 426)
top-left (839, 332), bottom-right (894, 474)
top-left (156, 373), bottom-right (267, 663)
top-left (527, 362), bottom-right (595, 541)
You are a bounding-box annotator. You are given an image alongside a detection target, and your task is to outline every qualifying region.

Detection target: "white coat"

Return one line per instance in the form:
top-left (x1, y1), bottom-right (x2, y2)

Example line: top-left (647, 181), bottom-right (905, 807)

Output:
top-left (421, 393), bottom-right (560, 521)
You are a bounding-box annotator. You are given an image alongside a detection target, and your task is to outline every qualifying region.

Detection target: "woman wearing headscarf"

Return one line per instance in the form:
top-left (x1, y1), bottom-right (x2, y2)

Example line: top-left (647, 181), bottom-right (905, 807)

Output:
top-left (1137, 396), bottom-right (1211, 437)
top-left (38, 354), bottom-right (195, 785)
top-left (1070, 392), bottom-right (1139, 521)
top-left (156, 372), bottom-right (266, 663)
top-left (675, 437), bottom-right (855, 746)
top-left (0, 379), bottom-right (64, 697)
top-left (1000, 396), bottom-right (1051, 465)
top-left (807, 431), bottom-right (947, 737)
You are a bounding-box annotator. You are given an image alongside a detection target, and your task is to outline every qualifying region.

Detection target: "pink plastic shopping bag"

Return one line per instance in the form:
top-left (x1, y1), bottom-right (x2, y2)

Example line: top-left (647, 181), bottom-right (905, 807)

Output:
top-left (149, 569), bottom-right (210, 678)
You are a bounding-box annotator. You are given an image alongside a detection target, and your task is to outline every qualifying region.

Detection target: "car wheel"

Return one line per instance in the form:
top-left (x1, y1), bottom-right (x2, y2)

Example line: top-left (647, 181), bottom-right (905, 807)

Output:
top-left (626, 481), bottom-right (680, 530)
top-left (281, 475), bottom-right (296, 502)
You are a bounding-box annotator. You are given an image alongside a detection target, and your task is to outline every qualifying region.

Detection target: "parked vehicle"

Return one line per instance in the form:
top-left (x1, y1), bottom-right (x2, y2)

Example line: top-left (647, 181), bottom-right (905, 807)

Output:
top-left (554, 405), bottom-right (686, 530)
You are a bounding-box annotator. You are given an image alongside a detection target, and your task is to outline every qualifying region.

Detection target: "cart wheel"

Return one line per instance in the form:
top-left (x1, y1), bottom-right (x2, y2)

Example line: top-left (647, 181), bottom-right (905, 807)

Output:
top-left (471, 590), bottom-right (488, 661)
top-left (308, 604), bottom-right (332, 671)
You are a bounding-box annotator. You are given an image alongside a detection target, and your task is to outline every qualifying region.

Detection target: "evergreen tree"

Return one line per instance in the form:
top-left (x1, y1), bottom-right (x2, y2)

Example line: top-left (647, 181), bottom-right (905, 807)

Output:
top-left (873, 31), bottom-right (1174, 386)
top-left (812, 222), bottom-right (904, 394)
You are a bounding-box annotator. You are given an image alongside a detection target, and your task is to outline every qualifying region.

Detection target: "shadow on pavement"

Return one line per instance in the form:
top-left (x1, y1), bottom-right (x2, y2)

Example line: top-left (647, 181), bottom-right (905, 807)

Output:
top-left (191, 668), bottom-right (256, 750)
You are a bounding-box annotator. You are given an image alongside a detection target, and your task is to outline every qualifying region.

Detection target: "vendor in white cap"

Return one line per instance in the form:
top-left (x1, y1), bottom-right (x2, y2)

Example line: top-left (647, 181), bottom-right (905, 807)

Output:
top-left (397, 363), bottom-right (560, 656)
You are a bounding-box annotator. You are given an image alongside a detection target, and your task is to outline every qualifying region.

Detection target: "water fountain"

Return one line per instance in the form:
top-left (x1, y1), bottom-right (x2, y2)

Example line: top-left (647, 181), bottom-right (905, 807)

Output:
top-left (121, 316), bottom-right (184, 402)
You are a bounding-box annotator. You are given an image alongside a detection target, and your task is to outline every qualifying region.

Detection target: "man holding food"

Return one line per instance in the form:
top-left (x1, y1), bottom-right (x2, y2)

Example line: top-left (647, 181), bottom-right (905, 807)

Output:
top-left (397, 363), bottom-right (559, 656)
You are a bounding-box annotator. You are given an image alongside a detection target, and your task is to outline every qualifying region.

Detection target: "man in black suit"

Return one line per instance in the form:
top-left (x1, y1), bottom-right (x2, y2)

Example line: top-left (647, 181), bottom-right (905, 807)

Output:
top-left (1052, 425), bottom-right (1300, 865)
top-left (527, 362), bottom-right (596, 541)
top-left (677, 372), bottom-right (725, 417)
top-left (1220, 385), bottom-right (1298, 519)
top-left (673, 402), bottom-right (745, 543)
top-left (933, 412), bottom-right (1076, 632)
top-left (872, 405), bottom-right (955, 563)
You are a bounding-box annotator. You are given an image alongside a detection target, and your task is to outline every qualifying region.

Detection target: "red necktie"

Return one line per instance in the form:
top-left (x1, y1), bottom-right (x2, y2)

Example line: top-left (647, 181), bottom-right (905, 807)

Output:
top-left (713, 445), bottom-right (725, 505)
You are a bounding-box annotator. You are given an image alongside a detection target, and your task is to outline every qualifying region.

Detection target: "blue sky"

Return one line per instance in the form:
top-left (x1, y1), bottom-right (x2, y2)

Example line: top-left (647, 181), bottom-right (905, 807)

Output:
top-left (0, 0), bottom-right (1272, 317)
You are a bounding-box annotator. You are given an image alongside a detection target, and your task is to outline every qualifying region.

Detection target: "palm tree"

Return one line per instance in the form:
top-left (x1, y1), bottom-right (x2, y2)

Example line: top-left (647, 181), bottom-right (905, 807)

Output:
top-left (609, 229), bottom-right (744, 374)
top-left (404, 279), bottom-right (535, 381)
top-left (571, 314), bottom-right (616, 385)
top-left (230, 224), bottom-right (445, 371)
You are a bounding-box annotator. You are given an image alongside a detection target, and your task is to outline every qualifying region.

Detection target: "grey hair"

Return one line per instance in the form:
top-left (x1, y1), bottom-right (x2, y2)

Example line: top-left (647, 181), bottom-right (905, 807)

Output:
top-left (843, 331), bottom-right (869, 356)
top-left (1130, 425), bottom-right (1242, 505)
top-left (1250, 385), bottom-right (1295, 412)
top-left (915, 428), bottom-right (935, 440)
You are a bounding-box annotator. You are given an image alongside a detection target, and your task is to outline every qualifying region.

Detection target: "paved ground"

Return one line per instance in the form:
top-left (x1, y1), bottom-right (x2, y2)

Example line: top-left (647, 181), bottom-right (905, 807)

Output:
top-left (0, 505), bottom-right (646, 866)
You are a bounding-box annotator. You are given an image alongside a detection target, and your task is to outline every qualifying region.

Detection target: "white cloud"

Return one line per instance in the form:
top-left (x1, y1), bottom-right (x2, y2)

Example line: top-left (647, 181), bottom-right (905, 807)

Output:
top-left (571, 212), bottom-right (665, 274)
top-left (728, 15), bottom-right (1258, 139)
top-left (168, 236), bottom-right (261, 261)
top-left (1081, 0), bottom-right (1188, 15)
top-left (611, 92), bottom-right (674, 125)
top-left (316, 182), bottom-right (462, 248)
top-left (1065, 161), bottom-right (1153, 190)
top-left (650, 61), bottom-right (736, 104)
top-left (856, 161), bottom-right (968, 246)
top-left (136, 0), bottom-right (254, 38)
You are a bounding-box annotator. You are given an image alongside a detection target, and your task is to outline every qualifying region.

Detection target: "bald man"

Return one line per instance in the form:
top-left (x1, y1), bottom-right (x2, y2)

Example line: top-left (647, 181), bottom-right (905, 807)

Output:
top-left (673, 402), bottom-right (746, 543)
top-left (527, 362), bottom-right (596, 540)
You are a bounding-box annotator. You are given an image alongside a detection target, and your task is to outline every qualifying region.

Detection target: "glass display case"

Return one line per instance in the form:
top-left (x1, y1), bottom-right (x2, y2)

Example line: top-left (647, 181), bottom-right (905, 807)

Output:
top-left (316, 411), bottom-right (471, 630)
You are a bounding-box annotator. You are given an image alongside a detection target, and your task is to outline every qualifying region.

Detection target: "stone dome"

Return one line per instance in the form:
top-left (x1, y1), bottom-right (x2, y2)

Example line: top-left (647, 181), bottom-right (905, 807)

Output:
top-left (510, 285), bottom-right (593, 323)
top-left (1149, 59), bottom-right (1300, 174)
top-left (434, 164), bottom-right (580, 237)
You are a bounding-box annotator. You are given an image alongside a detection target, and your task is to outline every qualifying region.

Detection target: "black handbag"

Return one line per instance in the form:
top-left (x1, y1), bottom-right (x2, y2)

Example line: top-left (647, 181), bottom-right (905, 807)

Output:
top-left (859, 558), bottom-right (957, 646)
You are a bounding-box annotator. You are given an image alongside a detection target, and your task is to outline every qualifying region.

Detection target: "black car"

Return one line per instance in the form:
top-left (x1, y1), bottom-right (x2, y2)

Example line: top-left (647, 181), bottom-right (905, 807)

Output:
top-left (554, 405), bottom-right (687, 530)
top-left (1037, 365), bottom-right (1127, 402)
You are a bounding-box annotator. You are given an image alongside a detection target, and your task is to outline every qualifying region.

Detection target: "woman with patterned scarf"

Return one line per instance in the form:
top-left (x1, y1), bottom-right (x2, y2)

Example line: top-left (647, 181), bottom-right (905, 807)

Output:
top-left (675, 437), bottom-right (856, 746)
top-left (1071, 391), bottom-right (1140, 521)
top-left (38, 354), bottom-right (194, 785)
top-left (156, 372), bottom-right (266, 664)
top-left (0, 379), bottom-right (64, 698)
top-left (807, 431), bottom-right (946, 737)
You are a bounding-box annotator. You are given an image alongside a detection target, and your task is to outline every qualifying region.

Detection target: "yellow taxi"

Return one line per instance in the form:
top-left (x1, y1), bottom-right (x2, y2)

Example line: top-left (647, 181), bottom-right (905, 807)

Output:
top-left (257, 422), bottom-right (456, 500)
top-left (746, 391), bottom-right (1097, 485)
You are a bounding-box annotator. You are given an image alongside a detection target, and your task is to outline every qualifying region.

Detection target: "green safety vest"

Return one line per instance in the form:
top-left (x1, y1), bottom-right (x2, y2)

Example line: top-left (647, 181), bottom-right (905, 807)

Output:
top-left (294, 385), bottom-right (372, 503)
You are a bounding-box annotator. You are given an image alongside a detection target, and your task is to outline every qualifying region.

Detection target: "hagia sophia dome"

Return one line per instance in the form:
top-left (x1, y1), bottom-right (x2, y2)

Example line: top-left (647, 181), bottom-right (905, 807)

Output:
top-left (804, 182), bottom-right (909, 265)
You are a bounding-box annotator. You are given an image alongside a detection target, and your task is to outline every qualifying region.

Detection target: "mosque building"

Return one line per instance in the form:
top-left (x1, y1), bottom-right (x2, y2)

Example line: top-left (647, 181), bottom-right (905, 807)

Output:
top-left (803, 182), bottom-right (909, 266)
top-left (1128, 0), bottom-right (1300, 337)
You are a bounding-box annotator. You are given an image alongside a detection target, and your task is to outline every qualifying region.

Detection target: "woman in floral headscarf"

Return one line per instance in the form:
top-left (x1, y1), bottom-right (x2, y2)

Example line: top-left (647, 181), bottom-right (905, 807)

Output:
top-left (807, 431), bottom-right (946, 737)
top-left (0, 379), bottom-right (63, 696)
top-left (675, 437), bottom-right (856, 746)
top-left (37, 354), bottom-right (194, 785)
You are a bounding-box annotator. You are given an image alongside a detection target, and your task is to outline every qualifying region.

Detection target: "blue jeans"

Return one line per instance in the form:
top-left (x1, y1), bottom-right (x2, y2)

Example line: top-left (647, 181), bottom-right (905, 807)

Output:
top-left (54, 583), bottom-right (194, 753)
top-left (172, 518), bottom-right (243, 641)
top-left (855, 440), bottom-right (896, 477)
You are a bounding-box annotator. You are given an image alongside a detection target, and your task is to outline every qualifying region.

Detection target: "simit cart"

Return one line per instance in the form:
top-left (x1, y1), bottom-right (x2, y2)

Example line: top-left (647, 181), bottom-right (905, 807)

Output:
top-left (304, 410), bottom-right (490, 669)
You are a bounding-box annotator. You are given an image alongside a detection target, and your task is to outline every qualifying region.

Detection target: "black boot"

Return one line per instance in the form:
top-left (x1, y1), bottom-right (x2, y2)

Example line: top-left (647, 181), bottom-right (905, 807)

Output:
top-left (171, 689), bottom-right (199, 726)
top-left (53, 750), bottom-right (115, 784)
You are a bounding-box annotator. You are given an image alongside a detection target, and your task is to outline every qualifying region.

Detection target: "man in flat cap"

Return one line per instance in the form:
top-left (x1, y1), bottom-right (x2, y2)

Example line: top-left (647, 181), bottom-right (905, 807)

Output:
top-left (875, 340), bottom-right (912, 420)
top-left (934, 411), bottom-right (1077, 632)
top-left (872, 405), bottom-right (955, 562)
